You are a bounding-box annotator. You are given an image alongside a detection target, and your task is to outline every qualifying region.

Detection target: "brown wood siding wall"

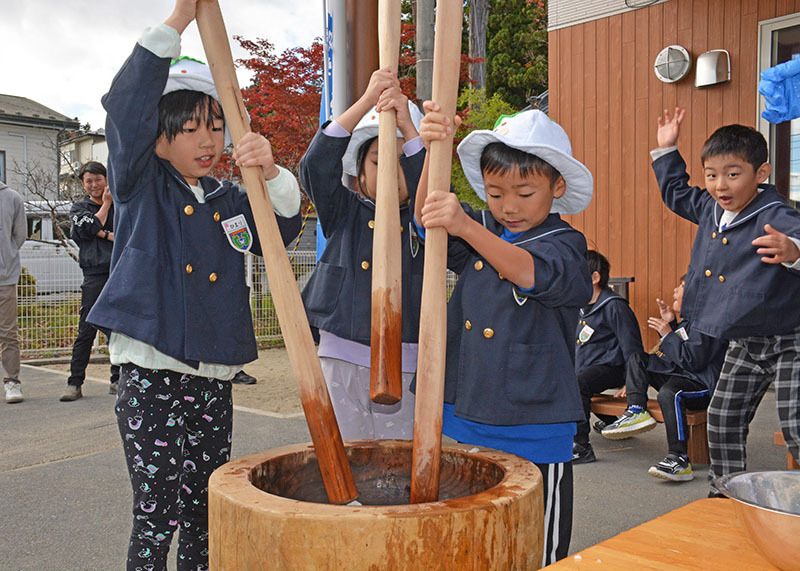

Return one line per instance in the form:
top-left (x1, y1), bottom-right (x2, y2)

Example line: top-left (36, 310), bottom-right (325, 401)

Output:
top-left (549, 0), bottom-right (800, 347)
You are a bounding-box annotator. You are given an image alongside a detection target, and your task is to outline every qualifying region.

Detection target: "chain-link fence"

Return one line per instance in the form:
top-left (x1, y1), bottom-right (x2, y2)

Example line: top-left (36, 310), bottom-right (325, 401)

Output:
top-left (18, 249), bottom-right (458, 358)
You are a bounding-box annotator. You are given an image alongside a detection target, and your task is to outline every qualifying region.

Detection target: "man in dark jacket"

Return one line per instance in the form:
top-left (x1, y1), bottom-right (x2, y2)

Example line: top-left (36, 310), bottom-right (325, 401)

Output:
top-left (60, 162), bottom-right (119, 401)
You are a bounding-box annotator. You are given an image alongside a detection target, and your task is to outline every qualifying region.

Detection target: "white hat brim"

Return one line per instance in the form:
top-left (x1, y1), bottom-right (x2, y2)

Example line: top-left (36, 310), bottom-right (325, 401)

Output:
top-left (341, 103), bottom-right (424, 176)
top-left (456, 130), bottom-right (594, 215)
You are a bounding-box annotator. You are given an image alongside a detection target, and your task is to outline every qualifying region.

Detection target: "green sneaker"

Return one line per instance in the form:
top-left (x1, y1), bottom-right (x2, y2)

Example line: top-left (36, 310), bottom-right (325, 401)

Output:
top-left (601, 406), bottom-right (656, 439)
top-left (648, 454), bottom-right (694, 482)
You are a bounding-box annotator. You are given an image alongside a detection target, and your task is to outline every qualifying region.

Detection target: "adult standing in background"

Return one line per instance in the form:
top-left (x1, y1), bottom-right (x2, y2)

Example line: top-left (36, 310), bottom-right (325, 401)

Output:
top-left (0, 181), bottom-right (26, 404)
top-left (60, 161), bottom-right (120, 401)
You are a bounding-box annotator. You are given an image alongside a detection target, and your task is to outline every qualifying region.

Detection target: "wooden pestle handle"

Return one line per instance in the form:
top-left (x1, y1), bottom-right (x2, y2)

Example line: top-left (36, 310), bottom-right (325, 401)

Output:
top-left (369, 0), bottom-right (403, 405)
top-left (410, 0), bottom-right (463, 504)
top-left (195, 0), bottom-right (357, 504)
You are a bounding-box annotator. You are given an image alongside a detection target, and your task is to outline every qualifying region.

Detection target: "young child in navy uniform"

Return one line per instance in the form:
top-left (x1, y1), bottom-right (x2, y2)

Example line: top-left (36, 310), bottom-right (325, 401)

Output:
top-left (87, 1), bottom-right (302, 568)
top-left (652, 107), bottom-right (800, 495)
top-left (300, 68), bottom-right (425, 439)
top-left (601, 275), bottom-right (727, 481)
top-left (417, 105), bottom-right (593, 565)
top-left (573, 249), bottom-right (643, 463)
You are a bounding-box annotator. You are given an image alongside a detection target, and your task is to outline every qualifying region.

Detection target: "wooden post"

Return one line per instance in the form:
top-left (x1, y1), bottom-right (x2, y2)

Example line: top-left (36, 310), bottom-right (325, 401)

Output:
top-left (195, 0), bottom-right (357, 505)
top-left (370, 0), bottom-right (403, 405)
top-left (410, 0), bottom-right (463, 504)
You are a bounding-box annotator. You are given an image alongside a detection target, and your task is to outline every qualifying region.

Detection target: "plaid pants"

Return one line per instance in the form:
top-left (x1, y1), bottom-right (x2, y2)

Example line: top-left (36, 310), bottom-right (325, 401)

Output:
top-left (707, 327), bottom-right (800, 493)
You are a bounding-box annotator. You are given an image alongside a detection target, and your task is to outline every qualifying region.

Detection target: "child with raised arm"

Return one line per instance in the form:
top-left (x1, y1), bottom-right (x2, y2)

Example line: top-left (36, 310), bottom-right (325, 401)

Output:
top-left (651, 108), bottom-right (800, 495)
top-left (299, 68), bottom-right (425, 439)
top-left (88, 1), bottom-right (302, 568)
top-left (573, 249), bottom-right (643, 463)
top-left (600, 274), bottom-right (727, 481)
top-left (416, 105), bottom-right (593, 565)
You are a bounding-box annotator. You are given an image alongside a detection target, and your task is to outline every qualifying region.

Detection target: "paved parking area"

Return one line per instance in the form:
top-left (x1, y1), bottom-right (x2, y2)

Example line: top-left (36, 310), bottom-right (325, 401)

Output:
top-left (0, 364), bottom-right (789, 569)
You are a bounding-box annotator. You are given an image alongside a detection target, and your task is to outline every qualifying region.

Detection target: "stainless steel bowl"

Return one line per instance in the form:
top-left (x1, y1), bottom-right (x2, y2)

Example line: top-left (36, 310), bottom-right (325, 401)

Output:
top-left (715, 471), bottom-right (800, 571)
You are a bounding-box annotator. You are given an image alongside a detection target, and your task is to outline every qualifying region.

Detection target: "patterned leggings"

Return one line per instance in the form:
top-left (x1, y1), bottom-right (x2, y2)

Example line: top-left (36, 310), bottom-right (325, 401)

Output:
top-left (707, 329), bottom-right (800, 494)
top-left (116, 364), bottom-right (232, 571)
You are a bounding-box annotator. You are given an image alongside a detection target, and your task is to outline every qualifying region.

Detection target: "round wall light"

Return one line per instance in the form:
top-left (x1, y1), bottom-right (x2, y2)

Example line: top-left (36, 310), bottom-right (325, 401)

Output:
top-left (654, 45), bottom-right (691, 83)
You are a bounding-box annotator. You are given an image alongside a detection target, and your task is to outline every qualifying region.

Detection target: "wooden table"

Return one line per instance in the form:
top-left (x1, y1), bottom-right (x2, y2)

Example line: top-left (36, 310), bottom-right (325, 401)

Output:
top-left (547, 498), bottom-right (778, 569)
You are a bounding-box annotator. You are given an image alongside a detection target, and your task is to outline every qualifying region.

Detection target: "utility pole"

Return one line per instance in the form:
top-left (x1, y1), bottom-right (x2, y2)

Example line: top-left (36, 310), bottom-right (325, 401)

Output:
top-left (416, 0), bottom-right (434, 101)
top-left (468, 0), bottom-right (488, 90)
top-left (346, 0), bottom-right (379, 106)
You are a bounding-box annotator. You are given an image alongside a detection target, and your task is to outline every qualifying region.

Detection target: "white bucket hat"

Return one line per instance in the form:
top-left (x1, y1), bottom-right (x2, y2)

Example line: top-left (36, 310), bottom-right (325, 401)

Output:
top-left (162, 56), bottom-right (234, 146)
top-left (456, 110), bottom-right (593, 215)
top-left (341, 102), bottom-right (424, 176)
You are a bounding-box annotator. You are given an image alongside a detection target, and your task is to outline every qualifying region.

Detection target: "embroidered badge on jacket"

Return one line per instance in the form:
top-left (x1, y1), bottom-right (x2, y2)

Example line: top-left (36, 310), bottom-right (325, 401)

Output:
top-left (221, 214), bottom-right (252, 252)
top-left (578, 324), bottom-right (595, 343)
top-left (409, 222), bottom-right (420, 258)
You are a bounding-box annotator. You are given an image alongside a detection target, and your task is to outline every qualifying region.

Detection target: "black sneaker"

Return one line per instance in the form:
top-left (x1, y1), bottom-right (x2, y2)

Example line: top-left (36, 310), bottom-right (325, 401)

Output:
top-left (231, 371), bottom-right (257, 385)
top-left (648, 454), bottom-right (693, 482)
top-left (592, 420), bottom-right (609, 434)
top-left (572, 442), bottom-right (596, 464)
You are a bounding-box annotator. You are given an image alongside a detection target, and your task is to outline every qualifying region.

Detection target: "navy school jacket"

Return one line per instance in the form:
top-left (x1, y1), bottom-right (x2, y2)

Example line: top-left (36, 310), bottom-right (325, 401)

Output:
top-left (575, 287), bottom-right (643, 371)
top-left (648, 318), bottom-right (727, 392)
top-left (299, 127), bottom-right (426, 344)
top-left (87, 43), bottom-right (301, 368)
top-left (653, 149), bottom-right (800, 339)
top-left (439, 207), bottom-right (593, 426)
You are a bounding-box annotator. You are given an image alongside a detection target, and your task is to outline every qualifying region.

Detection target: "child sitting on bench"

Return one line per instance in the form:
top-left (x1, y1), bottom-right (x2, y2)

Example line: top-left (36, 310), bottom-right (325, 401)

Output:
top-left (601, 275), bottom-right (727, 481)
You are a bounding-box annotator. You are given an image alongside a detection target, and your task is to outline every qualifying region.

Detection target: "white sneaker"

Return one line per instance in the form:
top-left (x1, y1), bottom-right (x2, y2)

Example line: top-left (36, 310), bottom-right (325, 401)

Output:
top-left (4, 381), bottom-right (23, 403)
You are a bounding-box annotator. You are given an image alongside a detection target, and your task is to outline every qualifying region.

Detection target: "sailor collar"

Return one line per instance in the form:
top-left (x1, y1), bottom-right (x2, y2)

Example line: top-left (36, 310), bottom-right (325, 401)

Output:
top-left (580, 288), bottom-right (624, 317)
top-left (712, 184), bottom-right (785, 232)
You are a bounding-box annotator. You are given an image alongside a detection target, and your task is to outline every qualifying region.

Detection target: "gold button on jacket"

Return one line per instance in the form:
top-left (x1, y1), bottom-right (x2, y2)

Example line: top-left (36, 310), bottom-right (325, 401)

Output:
top-left (209, 273), bottom-right (218, 282)
top-left (213, 212), bottom-right (221, 222)
top-left (361, 261), bottom-right (370, 270)
top-left (184, 205), bottom-right (194, 216)
top-left (465, 320), bottom-right (472, 330)
top-left (722, 237), bottom-right (728, 245)
top-left (483, 328), bottom-right (494, 339)
top-left (474, 260), bottom-right (484, 271)
top-left (718, 275), bottom-right (725, 283)
top-left (712, 231), bottom-right (717, 239)
top-left (705, 269), bottom-right (712, 277)
top-left (368, 220), bottom-right (375, 229)
top-left (185, 264), bottom-right (193, 274)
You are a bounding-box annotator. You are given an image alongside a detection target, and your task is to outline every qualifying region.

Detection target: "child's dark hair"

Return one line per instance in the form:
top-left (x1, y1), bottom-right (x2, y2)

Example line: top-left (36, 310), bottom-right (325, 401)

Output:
top-left (700, 124), bottom-right (768, 172)
top-left (480, 142), bottom-right (562, 187)
top-left (587, 250), bottom-right (610, 289)
top-left (77, 161), bottom-right (106, 181)
top-left (157, 90), bottom-right (225, 143)
top-left (355, 136), bottom-right (378, 195)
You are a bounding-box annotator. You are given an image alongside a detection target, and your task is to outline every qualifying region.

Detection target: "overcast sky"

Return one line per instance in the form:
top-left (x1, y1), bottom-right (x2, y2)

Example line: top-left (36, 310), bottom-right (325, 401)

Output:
top-left (0, 0), bottom-right (321, 130)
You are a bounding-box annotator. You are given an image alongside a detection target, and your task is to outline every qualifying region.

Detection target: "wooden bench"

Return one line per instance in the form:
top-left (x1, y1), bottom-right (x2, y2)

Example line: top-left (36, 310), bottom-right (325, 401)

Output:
top-left (773, 431), bottom-right (800, 470)
top-left (590, 394), bottom-right (709, 464)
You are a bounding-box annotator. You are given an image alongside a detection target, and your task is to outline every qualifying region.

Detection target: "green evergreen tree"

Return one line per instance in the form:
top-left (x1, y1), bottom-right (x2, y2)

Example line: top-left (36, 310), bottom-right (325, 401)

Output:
top-left (486, 0), bottom-right (548, 108)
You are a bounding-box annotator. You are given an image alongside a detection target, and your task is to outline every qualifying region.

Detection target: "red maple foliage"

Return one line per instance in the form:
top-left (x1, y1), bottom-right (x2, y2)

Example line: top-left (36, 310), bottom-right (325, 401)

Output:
top-left (212, 20), bottom-right (477, 183)
top-left (213, 36), bottom-right (323, 181)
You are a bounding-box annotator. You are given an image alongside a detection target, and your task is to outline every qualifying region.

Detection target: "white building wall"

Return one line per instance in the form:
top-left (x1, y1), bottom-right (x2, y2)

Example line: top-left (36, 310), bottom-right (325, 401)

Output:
top-left (0, 125), bottom-right (60, 200)
top-left (548, 0), bottom-right (668, 31)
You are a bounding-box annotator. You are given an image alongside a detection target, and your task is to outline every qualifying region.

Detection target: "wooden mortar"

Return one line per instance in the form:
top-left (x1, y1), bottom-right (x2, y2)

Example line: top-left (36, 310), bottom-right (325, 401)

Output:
top-left (209, 440), bottom-right (544, 569)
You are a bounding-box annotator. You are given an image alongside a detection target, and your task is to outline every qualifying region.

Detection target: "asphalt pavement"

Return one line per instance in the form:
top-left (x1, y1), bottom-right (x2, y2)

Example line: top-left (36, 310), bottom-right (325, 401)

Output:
top-left (0, 364), bottom-right (789, 570)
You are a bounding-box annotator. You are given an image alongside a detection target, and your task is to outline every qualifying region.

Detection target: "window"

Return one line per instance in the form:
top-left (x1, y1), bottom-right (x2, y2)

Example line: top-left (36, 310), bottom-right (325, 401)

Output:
top-left (0, 151), bottom-right (5, 183)
top-left (759, 15), bottom-right (800, 209)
